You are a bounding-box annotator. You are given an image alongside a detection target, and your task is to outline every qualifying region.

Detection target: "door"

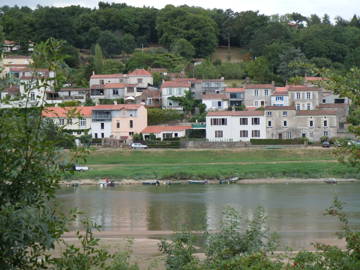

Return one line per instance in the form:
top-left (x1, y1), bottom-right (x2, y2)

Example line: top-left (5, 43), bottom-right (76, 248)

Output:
top-left (278, 133), bottom-right (282, 139)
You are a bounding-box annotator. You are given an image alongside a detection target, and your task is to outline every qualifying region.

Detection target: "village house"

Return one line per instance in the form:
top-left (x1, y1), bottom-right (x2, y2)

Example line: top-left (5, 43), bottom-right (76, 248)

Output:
top-left (206, 110), bottom-right (266, 142)
top-left (46, 88), bottom-right (90, 104)
top-left (202, 93), bottom-right (229, 111)
top-left (225, 87), bottom-right (244, 107)
top-left (0, 55), bottom-right (32, 78)
top-left (42, 106), bottom-right (93, 136)
top-left (136, 89), bottom-right (161, 108)
top-left (270, 87), bottom-right (289, 106)
top-left (127, 69), bottom-right (153, 89)
top-left (142, 125), bottom-right (192, 140)
top-left (287, 85), bottom-right (321, 111)
top-left (243, 84), bottom-right (275, 108)
top-left (161, 80), bottom-right (191, 110)
top-left (264, 106), bottom-right (298, 139)
top-left (91, 104), bottom-right (147, 140)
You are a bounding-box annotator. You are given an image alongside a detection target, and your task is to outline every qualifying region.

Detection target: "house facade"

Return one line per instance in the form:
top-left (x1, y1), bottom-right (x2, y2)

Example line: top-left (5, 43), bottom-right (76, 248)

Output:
top-left (244, 84), bottom-right (275, 108)
top-left (206, 111), bottom-right (266, 142)
top-left (161, 81), bottom-right (191, 110)
top-left (202, 94), bottom-right (229, 111)
top-left (225, 88), bottom-right (245, 107)
top-left (142, 125), bottom-right (192, 140)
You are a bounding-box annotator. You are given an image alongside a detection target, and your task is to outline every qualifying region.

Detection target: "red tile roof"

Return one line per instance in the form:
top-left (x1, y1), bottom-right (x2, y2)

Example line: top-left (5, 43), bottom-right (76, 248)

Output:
top-left (128, 69), bottom-right (152, 76)
top-left (42, 106), bottom-right (94, 118)
top-left (92, 104), bottom-right (143, 110)
top-left (296, 110), bottom-right (337, 116)
top-left (90, 73), bottom-right (126, 79)
top-left (104, 83), bottom-right (126, 89)
top-left (207, 110), bottom-right (264, 116)
top-left (225, 87), bottom-right (244, 93)
top-left (272, 91), bottom-right (288, 96)
top-left (161, 81), bottom-right (191, 88)
top-left (264, 106), bottom-right (295, 110)
top-left (287, 85), bottom-right (322, 91)
top-left (3, 40), bottom-right (16, 45)
top-left (244, 84), bottom-right (275, 89)
top-left (202, 94), bottom-right (228, 100)
top-left (142, 125), bottom-right (192, 134)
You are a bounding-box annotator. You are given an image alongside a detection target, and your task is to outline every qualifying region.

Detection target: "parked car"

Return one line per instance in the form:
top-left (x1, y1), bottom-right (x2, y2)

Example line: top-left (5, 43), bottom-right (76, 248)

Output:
top-left (322, 141), bottom-right (331, 148)
top-left (131, 143), bottom-right (148, 149)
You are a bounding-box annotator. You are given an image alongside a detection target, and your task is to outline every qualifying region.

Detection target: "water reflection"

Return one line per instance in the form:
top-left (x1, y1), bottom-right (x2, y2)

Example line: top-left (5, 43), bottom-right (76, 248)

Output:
top-left (56, 183), bottom-right (360, 247)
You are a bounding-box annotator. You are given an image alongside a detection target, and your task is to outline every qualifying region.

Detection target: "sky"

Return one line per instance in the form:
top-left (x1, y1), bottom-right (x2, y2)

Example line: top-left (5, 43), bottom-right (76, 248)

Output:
top-left (1, 0), bottom-right (359, 20)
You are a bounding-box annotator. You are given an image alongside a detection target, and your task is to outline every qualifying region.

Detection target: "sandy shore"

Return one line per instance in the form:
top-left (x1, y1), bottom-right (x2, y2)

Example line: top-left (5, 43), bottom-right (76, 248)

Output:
top-left (60, 177), bottom-right (358, 186)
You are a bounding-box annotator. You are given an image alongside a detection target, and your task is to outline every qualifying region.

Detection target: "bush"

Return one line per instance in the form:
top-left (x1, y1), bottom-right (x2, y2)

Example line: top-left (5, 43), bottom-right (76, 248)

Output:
top-left (146, 140), bottom-right (181, 148)
top-left (320, 136), bottom-right (329, 143)
top-left (250, 138), bottom-right (306, 145)
top-left (148, 108), bottom-right (184, 125)
top-left (186, 129), bottom-right (206, 138)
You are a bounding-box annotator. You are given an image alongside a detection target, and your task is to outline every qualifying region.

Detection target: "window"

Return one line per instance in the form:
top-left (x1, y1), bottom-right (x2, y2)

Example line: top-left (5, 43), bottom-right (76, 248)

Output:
top-left (129, 120), bottom-right (133, 128)
top-left (174, 133), bottom-right (178, 137)
top-left (252, 118), bottom-right (260, 125)
top-left (217, 101), bottom-right (222, 107)
top-left (306, 92), bottom-right (311, 99)
top-left (324, 120), bottom-right (328, 127)
top-left (267, 111), bottom-right (272, 116)
top-left (80, 118), bottom-right (86, 127)
top-left (324, 131), bottom-right (329, 136)
top-left (127, 87), bottom-right (134, 93)
top-left (276, 96), bottom-right (284, 101)
top-left (296, 92), bottom-right (301, 99)
top-left (215, 130), bottom-right (223, 138)
top-left (101, 123), bottom-right (104, 129)
top-left (252, 130), bottom-right (260, 137)
top-left (296, 104), bottom-right (300, 111)
top-left (100, 80), bottom-right (104, 85)
top-left (254, 89), bottom-right (259, 96)
top-left (137, 78), bottom-right (143, 83)
top-left (59, 118), bottom-right (65, 125)
top-left (282, 111), bottom-right (288, 117)
top-left (322, 99), bottom-right (326, 103)
top-left (94, 133), bottom-right (98, 139)
top-left (254, 101), bottom-right (258, 107)
top-left (211, 118), bottom-right (227, 125)
top-left (286, 132), bottom-right (292, 139)
top-left (307, 103), bottom-right (311, 110)
top-left (77, 131), bottom-right (81, 135)
top-left (129, 132), bottom-right (134, 136)
top-left (283, 120), bottom-right (287, 127)
top-left (268, 121), bottom-right (272, 127)
top-left (116, 122), bottom-right (120, 128)
top-left (113, 89), bottom-right (119, 95)
top-left (30, 92), bottom-right (35, 101)
top-left (240, 118), bottom-right (248, 125)
top-left (66, 119), bottom-right (72, 125)
top-left (240, 130), bottom-right (248, 137)
top-left (264, 89), bottom-right (269, 96)
top-left (309, 120), bottom-right (314, 127)
top-left (101, 133), bottom-right (104, 138)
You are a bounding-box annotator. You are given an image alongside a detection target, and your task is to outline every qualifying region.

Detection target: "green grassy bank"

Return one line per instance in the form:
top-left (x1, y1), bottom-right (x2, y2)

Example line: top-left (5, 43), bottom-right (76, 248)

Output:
top-left (70, 148), bottom-right (360, 180)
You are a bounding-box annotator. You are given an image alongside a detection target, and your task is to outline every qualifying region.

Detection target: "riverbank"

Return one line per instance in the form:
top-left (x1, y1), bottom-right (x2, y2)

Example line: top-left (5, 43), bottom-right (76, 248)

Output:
top-left (60, 177), bottom-right (358, 186)
top-left (68, 147), bottom-right (360, 180)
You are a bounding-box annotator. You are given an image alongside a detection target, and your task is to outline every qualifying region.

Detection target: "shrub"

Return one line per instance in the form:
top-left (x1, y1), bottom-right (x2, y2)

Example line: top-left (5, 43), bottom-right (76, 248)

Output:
top-left (250, 138), bottom-right (306, 145)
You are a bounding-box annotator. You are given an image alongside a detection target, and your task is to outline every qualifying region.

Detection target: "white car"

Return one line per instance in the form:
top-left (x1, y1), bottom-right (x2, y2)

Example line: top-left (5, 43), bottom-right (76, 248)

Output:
top-left (131, 143), bottom-right (148, 149)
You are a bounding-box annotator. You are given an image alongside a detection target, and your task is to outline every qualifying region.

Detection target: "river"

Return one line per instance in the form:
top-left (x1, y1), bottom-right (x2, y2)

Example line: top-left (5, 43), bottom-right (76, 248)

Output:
top-left (56, 182), bottom-right (360, 249)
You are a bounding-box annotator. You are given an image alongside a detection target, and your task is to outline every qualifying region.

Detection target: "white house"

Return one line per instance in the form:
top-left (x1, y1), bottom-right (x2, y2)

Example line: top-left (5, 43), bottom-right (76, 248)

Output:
top-left (89, 73), bottom-right (127, 86)
top-left (202, 94), bottom-right (229, 111)
top-left (270, 87), bottom-right (289, 106)
top-left (161, 81), bottom-right (191, 110)
top-left (127, 69), bottom-right (153, 88)
top-left (206, 110), bottom-right (266, 142)
top-left (142, 125), bottom-right (192, 140)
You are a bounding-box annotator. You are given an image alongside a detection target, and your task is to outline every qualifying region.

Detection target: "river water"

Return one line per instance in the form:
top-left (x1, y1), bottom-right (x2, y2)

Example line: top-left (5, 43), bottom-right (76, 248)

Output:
top-left (56, 182), bottom-right (360, 249)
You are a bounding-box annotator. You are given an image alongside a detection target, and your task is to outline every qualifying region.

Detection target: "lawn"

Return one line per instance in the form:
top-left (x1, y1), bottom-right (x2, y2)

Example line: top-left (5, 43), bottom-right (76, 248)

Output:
top-left (70, 148), bottom-right (360, 180)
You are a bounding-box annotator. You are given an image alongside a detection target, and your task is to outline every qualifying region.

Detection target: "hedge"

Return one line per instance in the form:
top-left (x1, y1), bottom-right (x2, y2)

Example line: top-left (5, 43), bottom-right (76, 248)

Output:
top-left (250, 138), bottom-right (306, 145)
top-left (146, 140), bottom-right (181, 148)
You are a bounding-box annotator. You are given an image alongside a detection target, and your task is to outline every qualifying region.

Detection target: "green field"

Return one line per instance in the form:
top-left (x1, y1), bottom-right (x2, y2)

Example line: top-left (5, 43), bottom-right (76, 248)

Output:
top-left (71, 148), bottom-right (360, 180)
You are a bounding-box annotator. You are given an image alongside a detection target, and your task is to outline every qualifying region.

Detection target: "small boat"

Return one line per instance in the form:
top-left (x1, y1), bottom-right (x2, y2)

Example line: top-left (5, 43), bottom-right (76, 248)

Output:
top-left (188, 180), bottom-right (208, 184)
top-left (99, 178), bottom-right (115, 187)
top-left (219, 177), bottom-right (239, 184)
top-left (142, 180), bottom-right (160, 186)
top-left (324, 178), bottom-right (337, 184)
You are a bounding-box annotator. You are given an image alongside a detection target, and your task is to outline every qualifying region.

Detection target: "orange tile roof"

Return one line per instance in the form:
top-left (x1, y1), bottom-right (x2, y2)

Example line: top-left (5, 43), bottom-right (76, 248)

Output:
top-left (90, 73), bottom-right (126, 79)
top-left (287, 85), bottom-right (321, 91)
top-left (142, 125), bottom-right (192, 134)
top-left (128, 69), bottom-right (152, 76)
top-left (244, 84), bottom-right (275, 89)
top-left (42, 106), bottom-right (94, 118)
top-left (202, 94), bottom-right (228, 100)
top-left (207, 110), bottom-right (264, 116)
top-left (104, 83), bottom-right (126, 89)
top-left (265, 106), bottom-right (295, 110)
top-left (225, 87), bottom-right (244, 93)
top-left (296, 110), bottom-right (337, 116)
top-left (161, 81), bottom-right (191, 88)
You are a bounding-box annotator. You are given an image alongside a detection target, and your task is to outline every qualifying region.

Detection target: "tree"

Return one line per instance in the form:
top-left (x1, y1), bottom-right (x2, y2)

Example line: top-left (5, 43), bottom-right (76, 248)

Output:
top-left (321, 68), bottom-right (360, 170)
top-left (103, 59), bottom-right (125, 74)
top-left (169, 91), bottom-right (199, 117)
top-left (245, 57), bottom-right (274, 83)
top-left (97, 31), bottom-right (121, 57)
top-left (193, 60), bottom-right (220, 79)
top-left (119, 33), bottom-right (136, 54)
top-left (94, 43), bottom-right (104, 74)
top-left (170, 38), bottom-right (195, 60)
